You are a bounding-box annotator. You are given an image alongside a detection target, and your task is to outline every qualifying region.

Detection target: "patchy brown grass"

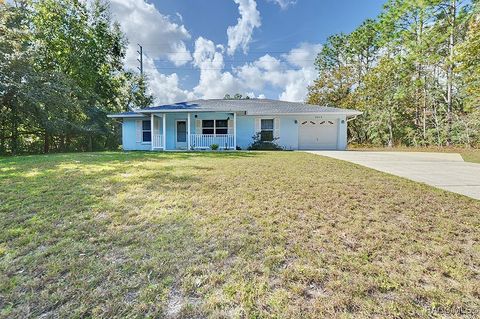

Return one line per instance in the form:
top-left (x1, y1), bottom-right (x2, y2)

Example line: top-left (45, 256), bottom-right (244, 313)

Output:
top-left (349, 145), bottom-right (480, 164)
top-left (0, 151), bottom-right (479, 318)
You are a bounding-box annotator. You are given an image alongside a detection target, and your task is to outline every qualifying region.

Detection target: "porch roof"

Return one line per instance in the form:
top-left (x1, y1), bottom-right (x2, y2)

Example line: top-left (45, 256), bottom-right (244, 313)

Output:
top-left (108, 99), bottom-right (362, 118)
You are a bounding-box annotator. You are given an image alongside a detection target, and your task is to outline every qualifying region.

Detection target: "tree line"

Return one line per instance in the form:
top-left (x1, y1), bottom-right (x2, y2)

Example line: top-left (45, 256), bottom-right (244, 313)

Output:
top-left (307, 0), bottom-right (480, 147)
top-left (0, 0), bottom-right (152, 155)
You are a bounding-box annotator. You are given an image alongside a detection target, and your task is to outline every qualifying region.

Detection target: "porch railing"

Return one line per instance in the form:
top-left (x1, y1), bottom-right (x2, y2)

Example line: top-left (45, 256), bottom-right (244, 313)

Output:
top-left (152, 134), bottom-right (163, 149)
top-left (190, 134), bottom-right (235, 150)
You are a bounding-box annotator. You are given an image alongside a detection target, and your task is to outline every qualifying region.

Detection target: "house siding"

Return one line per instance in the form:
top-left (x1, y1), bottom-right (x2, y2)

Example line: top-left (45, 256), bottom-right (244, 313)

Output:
top-left (120, 113), bottom-right (348, 151)
top-left (122, 117), bottom-right (151, 151)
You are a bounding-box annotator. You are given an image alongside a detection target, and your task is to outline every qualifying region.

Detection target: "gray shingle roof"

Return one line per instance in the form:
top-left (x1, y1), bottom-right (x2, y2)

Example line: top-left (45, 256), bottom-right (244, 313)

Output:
top-left (109, 99), bottom-right (362, 117)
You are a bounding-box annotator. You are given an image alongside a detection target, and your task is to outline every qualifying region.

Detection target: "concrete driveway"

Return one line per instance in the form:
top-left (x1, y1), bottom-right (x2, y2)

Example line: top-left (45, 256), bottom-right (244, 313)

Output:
top-left (307, 151), bottom-right (480, 200)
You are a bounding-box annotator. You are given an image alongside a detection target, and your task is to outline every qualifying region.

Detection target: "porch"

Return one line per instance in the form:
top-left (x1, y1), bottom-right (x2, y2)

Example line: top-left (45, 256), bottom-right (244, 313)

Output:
top-left (148, 112), bottom-right (237, 151)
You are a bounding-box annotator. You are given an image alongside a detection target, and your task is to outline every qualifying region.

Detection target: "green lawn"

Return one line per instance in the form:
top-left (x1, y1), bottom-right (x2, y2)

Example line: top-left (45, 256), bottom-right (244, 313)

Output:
top-left (349, 145), bottom-right (480, 164)
top-left (1, 152), bottom-right (479, 318)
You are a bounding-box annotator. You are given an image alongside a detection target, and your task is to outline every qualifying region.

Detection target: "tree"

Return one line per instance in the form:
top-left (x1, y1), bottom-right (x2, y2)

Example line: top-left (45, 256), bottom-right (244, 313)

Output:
top-left (224, 93), bottom-right (251, 100)
top-left (307, 34), bottom-right (355, 107)
top-left (307, 0), bottom-right (478, 147)
top-left (0, 0), bottom-right (151, 155)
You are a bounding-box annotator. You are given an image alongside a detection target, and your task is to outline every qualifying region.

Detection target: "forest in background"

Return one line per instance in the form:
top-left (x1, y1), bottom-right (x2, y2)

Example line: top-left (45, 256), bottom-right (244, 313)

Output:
top-left (308, 0), bottom-right (480, 147)
top-left (1, 0), bottom-right (480, 155)
top-left (0, 0), bottom-right (152, 155)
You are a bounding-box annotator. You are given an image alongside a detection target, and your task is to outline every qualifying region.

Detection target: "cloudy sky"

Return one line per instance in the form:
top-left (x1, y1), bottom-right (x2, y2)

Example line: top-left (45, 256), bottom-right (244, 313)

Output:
top-left (109, 0), bottom-right (385, 104)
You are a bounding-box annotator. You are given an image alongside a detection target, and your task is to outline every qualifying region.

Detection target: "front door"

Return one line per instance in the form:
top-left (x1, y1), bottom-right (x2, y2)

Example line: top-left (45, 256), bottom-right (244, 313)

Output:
top-left (175, 120), bottom-right (187, 149)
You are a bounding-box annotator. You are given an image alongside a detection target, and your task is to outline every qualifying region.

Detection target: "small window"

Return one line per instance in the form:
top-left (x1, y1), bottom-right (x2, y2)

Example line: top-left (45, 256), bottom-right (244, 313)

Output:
top-left (260, 119), bottom-right (274, 142)
top-left (142, 120), bottom-right (151, 142)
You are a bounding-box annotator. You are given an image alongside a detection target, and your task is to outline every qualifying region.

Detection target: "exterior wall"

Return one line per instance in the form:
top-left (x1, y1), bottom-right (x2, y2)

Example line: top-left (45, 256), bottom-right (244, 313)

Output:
top-left (236, 115), bottom-right (255, 149)
top-left (236, 115), bottom-right (347, 150)
top-left (120, 113), bottom-right (349, 151)
top-left (337, 115), bottom-right (348, 150)
top-left (122, 117), bottom-right (151, 151)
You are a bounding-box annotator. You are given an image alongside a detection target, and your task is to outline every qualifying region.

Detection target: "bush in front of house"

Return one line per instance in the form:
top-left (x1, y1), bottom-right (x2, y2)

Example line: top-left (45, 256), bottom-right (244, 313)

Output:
top-left (247, 133), bottom-right (284, 150)
top-left (210, 144), bottom-right (219, 150)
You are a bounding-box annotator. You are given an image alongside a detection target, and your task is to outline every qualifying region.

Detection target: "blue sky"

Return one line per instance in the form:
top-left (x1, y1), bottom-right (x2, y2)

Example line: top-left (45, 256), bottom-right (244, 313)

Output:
top-left (110, 0), bottom-right (386, 104)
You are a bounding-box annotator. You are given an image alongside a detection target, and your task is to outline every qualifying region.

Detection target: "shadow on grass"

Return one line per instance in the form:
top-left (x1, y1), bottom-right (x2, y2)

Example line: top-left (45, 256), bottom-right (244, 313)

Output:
top-left (0, 152), bottom-right (209, 317)
top-left (0, 151), bottom-right (263, 181)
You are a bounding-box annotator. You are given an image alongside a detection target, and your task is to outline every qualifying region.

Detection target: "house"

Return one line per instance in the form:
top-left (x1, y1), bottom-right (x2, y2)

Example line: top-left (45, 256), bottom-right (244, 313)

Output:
top-left (107, 99), bottom-right (362, 151)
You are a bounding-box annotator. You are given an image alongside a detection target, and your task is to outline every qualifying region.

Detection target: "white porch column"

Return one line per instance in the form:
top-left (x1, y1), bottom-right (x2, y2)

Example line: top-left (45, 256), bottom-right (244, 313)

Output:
top-left (162, 113), bottom-right (167, 150)
top-left (150, 113), bottom-right (154, 151)
top-left (233, 112), bottom-right (237, 150)
top-left (187, 112), bottom-right (191, 151)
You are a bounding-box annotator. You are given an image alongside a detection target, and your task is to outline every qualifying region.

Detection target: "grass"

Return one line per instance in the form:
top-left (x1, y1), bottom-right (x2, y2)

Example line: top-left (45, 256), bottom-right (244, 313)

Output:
top-left (349, 145), bottom-right (480, 164)
top-left (0, 151), bottom-right (479, 318)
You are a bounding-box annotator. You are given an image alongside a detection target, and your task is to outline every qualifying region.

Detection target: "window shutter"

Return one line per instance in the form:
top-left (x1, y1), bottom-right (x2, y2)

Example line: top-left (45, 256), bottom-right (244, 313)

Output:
top-left (195, 119), bottom-right (202, 134)
top-left (153, 117), bottom-right (160, 135)
top-left (274, 117), bottom-right (280, 139)
top-left (135, 120), bottom-right (142, 142)
top-left (228, 119), bottom-right (234, 134)
top-left (255, 118), bottom-right (261, 134)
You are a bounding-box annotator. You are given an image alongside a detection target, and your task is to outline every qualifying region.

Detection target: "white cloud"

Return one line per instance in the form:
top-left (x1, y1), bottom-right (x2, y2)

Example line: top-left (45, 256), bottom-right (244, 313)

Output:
top-left (110, 0), bottom-right (192, 66)
top-left (227, 0), bottom-right (261, 55)
top-left (235, 42), bottom-right (321, 101)
top-left (267, 0), bottom-right (297, 9)
top-left (109, 0), bottom-right (194, 104)
top-left (283, 42), bottom-right (321, 68)
top-left (143, 57), bottom-right (195, 104)
top-left (191, 38), bottom-right (321, 102)
top-left (110, 0), bottom-right (319, 103)
top-left (193, 37), bottom-right (243, 98)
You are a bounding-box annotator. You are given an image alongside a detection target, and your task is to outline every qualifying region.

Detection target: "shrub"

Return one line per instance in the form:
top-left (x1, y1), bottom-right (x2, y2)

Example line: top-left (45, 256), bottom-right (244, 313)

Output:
top-left (247, 133), bottom-right (283, 150)
top-left (210, 144), bottom-right (219, 150)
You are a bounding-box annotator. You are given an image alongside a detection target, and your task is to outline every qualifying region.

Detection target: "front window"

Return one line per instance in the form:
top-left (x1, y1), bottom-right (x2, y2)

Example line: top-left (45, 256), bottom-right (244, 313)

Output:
top-left (202, 119), bottom-right (228, 135)
top-left (142, 120), bottom-right (151, 142)
top-left (215, 120), bottom-right (228, 134)
top-left (260, 119), bottom-right (274, 141)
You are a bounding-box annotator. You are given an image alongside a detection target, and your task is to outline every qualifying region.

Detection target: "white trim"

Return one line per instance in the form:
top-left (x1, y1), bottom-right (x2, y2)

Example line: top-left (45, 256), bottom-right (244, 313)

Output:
top-left (187, 113), bottom-right (191, 150)
top-left (175, 119), bottom-right (188, 150)
top-left (150, 113), bottom-right (154, 151)
top-left (110, 111), bottom-right (361, 117)
top-left (139, 110), bottom-right (361, 116)
top-left (233, 112), bottom-right (237, 150)
top-left (258, 118), bottom-right (275, 141)
top-left (200, 119), bottom-right (228, 135)
top-left (141, 119), bottom-right (152, 143)
top-left (140, 109), bottom-right (245, 114)
top-left (162, 114), bottom-right (166, 151)
top-left (107, 114), bottom-right (145, 118)
top-left (245, 112), bottom-right (362, 116)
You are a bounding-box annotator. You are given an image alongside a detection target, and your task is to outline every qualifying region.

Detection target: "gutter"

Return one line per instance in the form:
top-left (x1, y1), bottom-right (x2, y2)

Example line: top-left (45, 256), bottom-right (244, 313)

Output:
top-left (347, 114), bottom-right (360, 122)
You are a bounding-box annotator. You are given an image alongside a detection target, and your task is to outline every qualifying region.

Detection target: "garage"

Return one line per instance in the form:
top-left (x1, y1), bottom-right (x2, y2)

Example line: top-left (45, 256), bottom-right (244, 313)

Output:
top-left (298, 119), bottom-right (338, 150)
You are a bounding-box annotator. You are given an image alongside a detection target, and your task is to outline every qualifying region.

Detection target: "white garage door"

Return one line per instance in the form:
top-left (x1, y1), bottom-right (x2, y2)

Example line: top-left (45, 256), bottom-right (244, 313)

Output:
top-left (298, 119), bottom-right (338, 150)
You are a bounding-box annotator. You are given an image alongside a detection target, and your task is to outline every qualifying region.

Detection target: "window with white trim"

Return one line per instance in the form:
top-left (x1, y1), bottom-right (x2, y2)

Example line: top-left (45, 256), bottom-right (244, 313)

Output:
top-left (142, 120), bottom-right (151, 142)
top-left (260, 119), bottom-right (274, 141)
top-left (202, 120), bottom-right (228, 135)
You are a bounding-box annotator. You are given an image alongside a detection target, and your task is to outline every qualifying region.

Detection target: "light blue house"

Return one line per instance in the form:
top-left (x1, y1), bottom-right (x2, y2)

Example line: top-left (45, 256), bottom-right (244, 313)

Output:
top-left (108, 99), bottom-right (361, 151)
